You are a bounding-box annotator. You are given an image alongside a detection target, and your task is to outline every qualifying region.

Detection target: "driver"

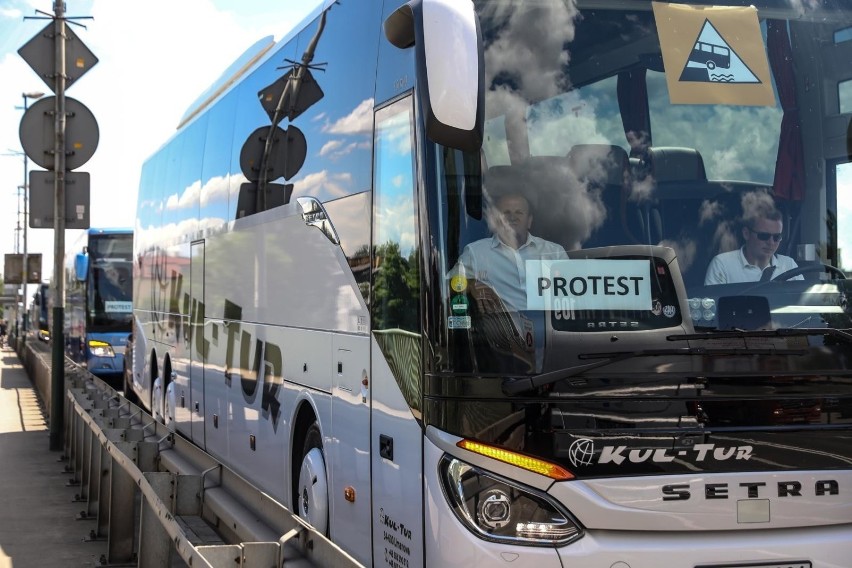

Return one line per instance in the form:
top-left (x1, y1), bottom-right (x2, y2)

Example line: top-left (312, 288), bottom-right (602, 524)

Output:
top-left (452, 192), bottom-right (567, 310)
top-left (704, 209), bottom-right (801, 284)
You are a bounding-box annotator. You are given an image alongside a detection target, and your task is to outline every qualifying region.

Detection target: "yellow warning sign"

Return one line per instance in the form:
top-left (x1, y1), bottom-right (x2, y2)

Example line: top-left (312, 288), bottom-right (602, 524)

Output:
top-left (652, 2), bottom-right (775, 106)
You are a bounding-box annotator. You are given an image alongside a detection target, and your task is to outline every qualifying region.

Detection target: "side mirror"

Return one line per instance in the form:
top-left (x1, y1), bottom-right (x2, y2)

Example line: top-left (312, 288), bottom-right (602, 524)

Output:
top-left (384, 0), bottom-right (484, 152)
top-left (74, 252), bottom-right (88, 282)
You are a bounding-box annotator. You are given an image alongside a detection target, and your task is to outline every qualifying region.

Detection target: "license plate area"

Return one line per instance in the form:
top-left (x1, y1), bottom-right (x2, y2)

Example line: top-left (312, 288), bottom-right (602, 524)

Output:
top-left (696, 563), bottom-right (811, 568)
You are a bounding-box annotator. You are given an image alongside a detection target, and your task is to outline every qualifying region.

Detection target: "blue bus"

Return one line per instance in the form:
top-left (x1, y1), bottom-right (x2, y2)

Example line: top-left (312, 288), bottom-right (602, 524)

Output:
top-left (28, 282), bottom-right (50, 342)
top-left (63, 228), bottom-right (133, 387)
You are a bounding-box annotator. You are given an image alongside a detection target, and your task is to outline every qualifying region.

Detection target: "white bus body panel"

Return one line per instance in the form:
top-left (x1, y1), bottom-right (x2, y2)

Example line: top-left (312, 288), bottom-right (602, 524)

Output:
top-left (554, 525), bottom-right (852, 568)
top-left (371, 336), bottom-right (425, 568)
top-left (550, 471), bottom-right (852, 531)
top-left (195, 200), bottom-right (368, 501)
top-left (204, 202), bottom-right (366, 335)
top-left (330, 333), bottom-right (371, 566)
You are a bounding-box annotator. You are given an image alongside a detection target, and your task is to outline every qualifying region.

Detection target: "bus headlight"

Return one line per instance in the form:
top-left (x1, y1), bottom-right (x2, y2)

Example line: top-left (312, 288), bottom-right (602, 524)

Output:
top-left (439, 456), bottom-right (583, 547)
top-left (88, 340), bottom-right (115, 358)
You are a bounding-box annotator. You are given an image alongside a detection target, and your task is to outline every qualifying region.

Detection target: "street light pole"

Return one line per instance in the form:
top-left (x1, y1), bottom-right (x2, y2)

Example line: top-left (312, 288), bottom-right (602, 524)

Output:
top-left (20, 91), bottom-right (44, 347)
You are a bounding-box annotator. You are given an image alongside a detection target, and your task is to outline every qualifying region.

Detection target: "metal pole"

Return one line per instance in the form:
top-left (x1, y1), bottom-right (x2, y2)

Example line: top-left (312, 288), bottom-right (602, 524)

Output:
top-left (50, 0), bottom-right (67, 452)
top-left (21, 97), bottom-right (30, 347)
top-left (14, 186), bottom-right (21, 343)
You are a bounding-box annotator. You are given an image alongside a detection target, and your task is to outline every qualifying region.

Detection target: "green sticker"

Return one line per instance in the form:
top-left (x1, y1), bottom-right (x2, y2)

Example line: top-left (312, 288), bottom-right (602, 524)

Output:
top-left (451, 295), bottom-right (469, 314)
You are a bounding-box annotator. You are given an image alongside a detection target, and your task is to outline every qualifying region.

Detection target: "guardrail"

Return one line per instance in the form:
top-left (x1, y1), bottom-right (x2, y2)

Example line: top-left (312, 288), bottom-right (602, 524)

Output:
top-left (24, 341), bottom-right (362, 567)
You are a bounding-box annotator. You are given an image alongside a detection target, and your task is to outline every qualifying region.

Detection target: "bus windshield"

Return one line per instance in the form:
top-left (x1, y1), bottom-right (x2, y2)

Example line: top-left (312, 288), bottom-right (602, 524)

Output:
top-left (430, 0), bottom-right (852, 380)
top-left (87, 235), bottom-right (133, 329)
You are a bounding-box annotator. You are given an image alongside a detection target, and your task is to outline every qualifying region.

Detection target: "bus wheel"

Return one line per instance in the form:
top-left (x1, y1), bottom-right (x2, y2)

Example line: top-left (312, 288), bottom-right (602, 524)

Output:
top-left (150, 353), bottom-right (162, 419)
top-left (123, 363), bottom-right (138, 406)
top-left (706, 60), bottom-right (716, 70)
top-left (161, 363), bottom-right (176, 430)
top-left (297, 423), bottom-right (329, 535)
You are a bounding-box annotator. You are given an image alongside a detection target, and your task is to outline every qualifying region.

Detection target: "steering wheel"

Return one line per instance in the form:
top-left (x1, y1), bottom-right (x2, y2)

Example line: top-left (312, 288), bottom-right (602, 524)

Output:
top-left (773, 263), bottom-right (847, 281)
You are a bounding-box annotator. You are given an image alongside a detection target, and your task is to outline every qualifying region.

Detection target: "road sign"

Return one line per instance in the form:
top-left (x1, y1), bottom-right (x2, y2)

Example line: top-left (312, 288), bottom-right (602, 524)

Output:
top-left (29, 170), bottom-right (90, 230)
top-left (19, 96), bottom-right (99, 171)
top-left (239, 125), bottom-right (306, 182)
top-left (3, 254), bottom-right (43, 285)
top-left (17, 22), bottom-right (98, 93)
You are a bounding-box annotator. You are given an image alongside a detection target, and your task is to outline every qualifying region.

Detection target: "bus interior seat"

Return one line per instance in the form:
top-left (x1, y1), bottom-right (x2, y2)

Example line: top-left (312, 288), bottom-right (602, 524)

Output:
top-left (484, 156), bottom-right (575, 249)
top-left (643, 146), bottom-right (707, 183)
top-left (643, 147), bottom-right (709, 284)
top-left (565, 144), bottom-right (637, 248)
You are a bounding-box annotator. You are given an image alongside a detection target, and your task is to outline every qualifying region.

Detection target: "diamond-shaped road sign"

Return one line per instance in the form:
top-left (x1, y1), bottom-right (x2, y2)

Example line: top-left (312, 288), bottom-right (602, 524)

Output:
top-left (18, 22), bottom-right (98, 93)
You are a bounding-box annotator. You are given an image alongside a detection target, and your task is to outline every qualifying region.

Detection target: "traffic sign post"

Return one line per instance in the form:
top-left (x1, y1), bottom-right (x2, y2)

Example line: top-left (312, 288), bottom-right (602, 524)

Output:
top-left (18, 2), bottom-right (98, 452)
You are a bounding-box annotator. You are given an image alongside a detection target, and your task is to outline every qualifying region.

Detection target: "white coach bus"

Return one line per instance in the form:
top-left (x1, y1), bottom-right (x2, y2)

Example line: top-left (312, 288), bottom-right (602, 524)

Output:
top-left (130, 0), bottom-right (852, 566)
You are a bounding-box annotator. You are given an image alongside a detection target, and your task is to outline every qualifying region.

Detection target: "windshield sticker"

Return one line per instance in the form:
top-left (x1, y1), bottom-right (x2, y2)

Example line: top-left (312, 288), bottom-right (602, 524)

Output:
top-left (448, 316), bottom-right (471, 329)
top-left (652, 2), bottom-right (774, 106)
top-left (104, 301), bottom-right (132, 313)
top-left (450, 274), bottom-right (468, 293)
top-left (525, 259), bottom-right (652, 311)
top-left (450, 295), bottom-right (469, 315)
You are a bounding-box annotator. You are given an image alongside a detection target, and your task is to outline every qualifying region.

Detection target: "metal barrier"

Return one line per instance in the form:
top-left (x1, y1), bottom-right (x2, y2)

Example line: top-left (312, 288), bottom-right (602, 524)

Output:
top-left (53, 357), bottom-right (362, 567)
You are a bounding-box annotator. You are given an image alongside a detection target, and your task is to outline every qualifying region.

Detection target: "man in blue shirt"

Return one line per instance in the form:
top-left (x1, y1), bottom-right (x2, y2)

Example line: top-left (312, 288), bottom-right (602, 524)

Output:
top-left (705, 209), bottom-right (800, 285)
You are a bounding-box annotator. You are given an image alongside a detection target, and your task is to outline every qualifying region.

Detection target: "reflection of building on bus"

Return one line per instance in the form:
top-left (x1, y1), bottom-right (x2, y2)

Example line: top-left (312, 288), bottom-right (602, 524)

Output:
top-left (125, 1), bottom-right (852, 567)
top-left (60, 228), bottom-right (133, 389)
top-left (690, 40), bottom-right (731, 69)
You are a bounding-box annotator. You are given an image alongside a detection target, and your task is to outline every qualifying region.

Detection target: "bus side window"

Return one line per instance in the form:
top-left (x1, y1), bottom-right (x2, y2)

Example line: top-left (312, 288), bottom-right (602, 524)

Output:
top-left (371, 95), bottom-right (421, 411)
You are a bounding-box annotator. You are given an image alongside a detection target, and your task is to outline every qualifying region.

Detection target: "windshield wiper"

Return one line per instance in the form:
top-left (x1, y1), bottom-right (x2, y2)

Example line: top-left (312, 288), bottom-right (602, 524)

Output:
top-left (667, 327), bottom-right (852, 345)
top-left (501, 346), bottom-right (807, 396)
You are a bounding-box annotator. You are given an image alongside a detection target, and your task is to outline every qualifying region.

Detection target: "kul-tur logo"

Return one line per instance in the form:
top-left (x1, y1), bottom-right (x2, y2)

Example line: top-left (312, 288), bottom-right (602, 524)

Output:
top-left (568, 438), bottom-right (596, 467)
top-left (567, 439), bottom-right (754, 467)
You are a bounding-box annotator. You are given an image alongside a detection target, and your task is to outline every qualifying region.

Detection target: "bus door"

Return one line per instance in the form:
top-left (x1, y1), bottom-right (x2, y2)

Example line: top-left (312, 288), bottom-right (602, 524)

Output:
top-left (189, 240), bottom-right (206, 445)
top-left (330, 333), bottom-right (371, 565)
top-left (370, 95), bottom-right (425, 568)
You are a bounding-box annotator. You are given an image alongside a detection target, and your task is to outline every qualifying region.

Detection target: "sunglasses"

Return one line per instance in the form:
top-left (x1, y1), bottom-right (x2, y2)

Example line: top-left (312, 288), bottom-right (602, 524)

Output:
top-left (748, 228), bottom-right (783, 242)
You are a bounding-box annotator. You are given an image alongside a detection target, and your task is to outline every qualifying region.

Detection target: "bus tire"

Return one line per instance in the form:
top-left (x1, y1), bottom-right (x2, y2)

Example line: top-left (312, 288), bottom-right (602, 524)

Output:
top-left (149, 350), bottom-right (159, 415)
top-left (707, 60), bottom-right (716, 70)
top-left (161, 357), bottom-right (175, 429)
top-left (296, 423), bottom-right (329, 535)
top-left (123, 362), bottom-right (139, 406)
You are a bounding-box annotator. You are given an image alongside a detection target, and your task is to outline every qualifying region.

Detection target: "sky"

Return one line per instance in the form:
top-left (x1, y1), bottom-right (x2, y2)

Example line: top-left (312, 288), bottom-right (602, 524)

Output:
top-left (0, 0), bottom-right (320, 285)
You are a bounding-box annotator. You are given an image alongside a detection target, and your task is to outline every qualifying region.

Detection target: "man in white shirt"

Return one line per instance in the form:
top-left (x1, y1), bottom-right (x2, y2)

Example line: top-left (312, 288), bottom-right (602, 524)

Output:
top-left (450, 192), bottom-right (566, 373)
top-left (454, 193), bottom-right (567, 311)
top-left (704, 209), bottom-right (800, 285)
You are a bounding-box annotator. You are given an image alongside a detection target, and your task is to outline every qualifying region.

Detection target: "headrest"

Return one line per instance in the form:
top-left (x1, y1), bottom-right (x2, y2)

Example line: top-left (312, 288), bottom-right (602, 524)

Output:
top-left (645, 147), bottom-right (706, 182)
top-left (567, 144), bottom-right (630, 186)
top-left (485, 156), bottom-right (573, 211)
